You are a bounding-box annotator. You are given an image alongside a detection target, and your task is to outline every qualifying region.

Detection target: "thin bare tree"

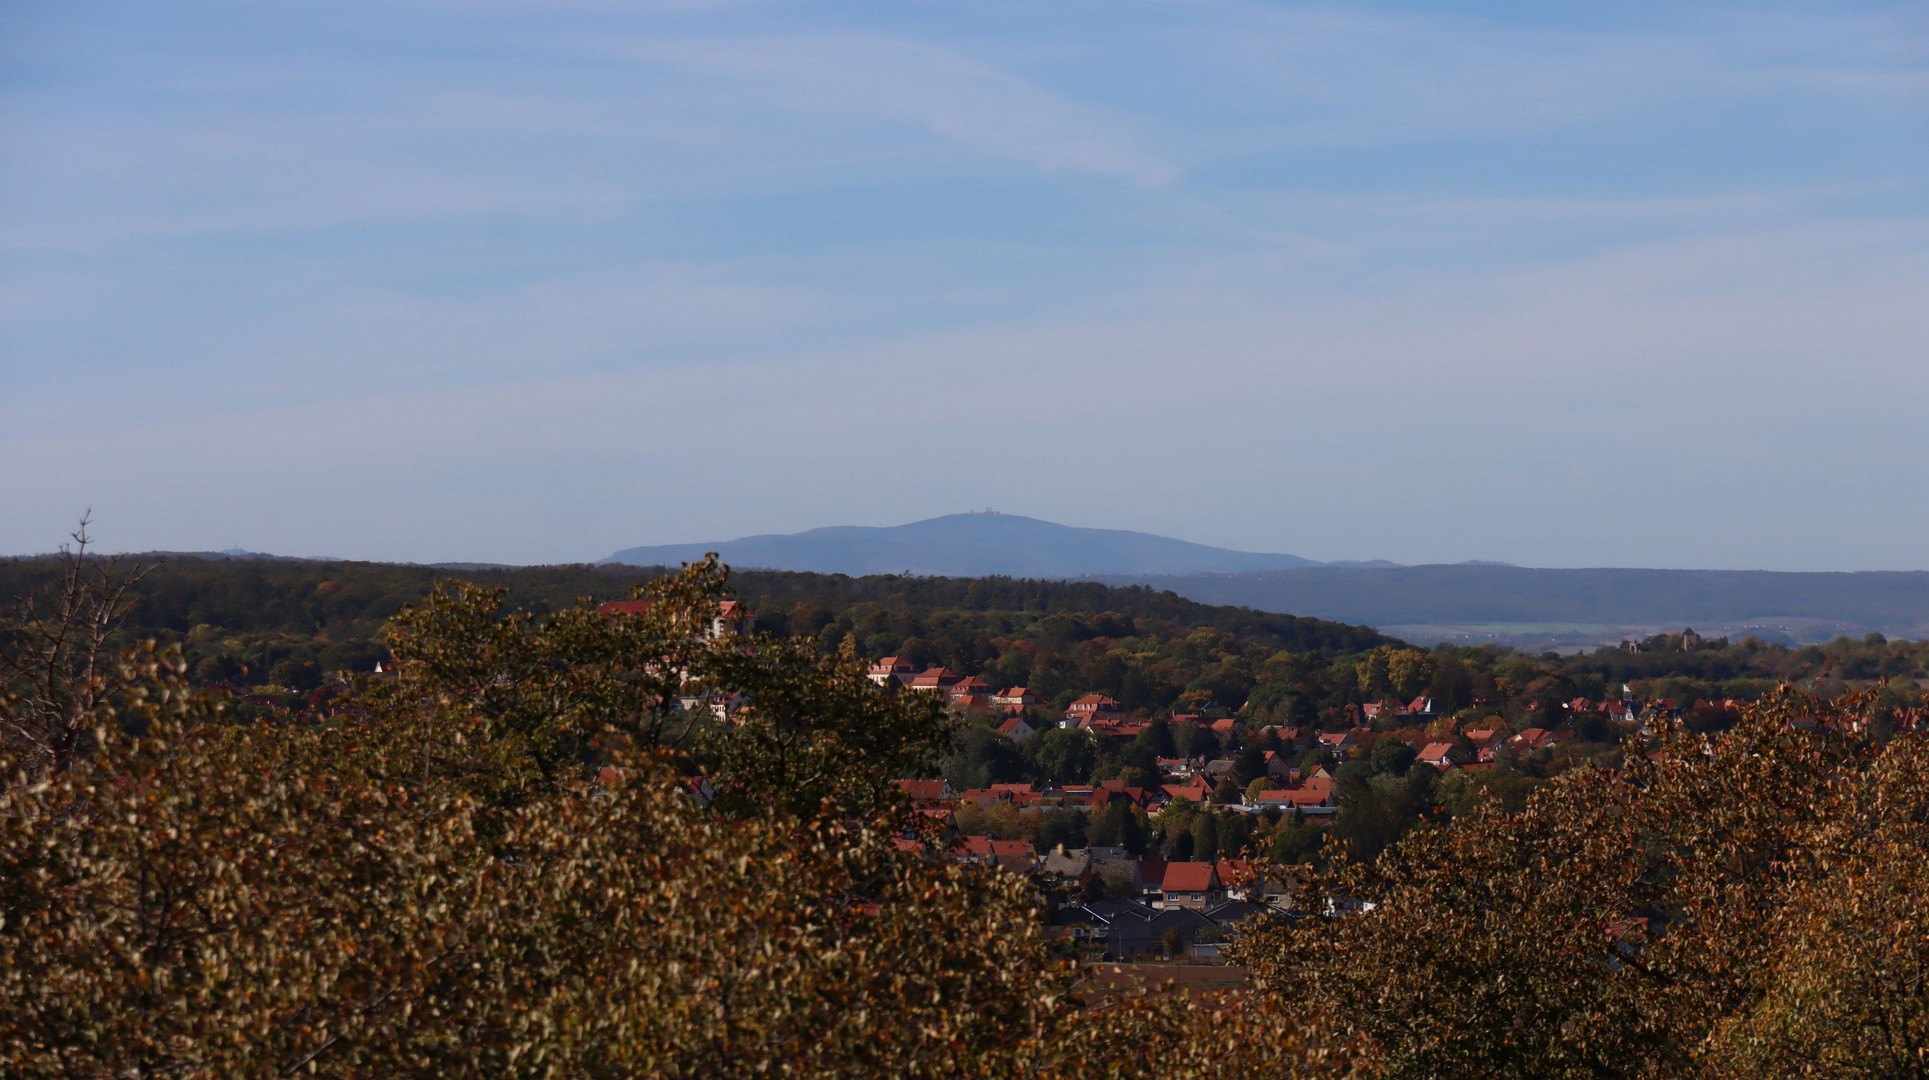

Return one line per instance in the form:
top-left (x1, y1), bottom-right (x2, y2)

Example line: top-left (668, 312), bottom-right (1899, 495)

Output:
top-left (0, 513), bottom-right (151, 778)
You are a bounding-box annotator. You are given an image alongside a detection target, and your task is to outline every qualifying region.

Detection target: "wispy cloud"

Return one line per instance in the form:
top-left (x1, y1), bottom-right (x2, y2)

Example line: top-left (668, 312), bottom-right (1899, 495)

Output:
top-left (605, 31), bottom-right (1181, 185)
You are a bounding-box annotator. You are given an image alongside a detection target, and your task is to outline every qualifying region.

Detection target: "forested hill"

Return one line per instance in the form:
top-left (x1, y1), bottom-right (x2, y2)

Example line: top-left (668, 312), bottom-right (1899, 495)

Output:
top-left (0, 555), bottom-right (1394, 693)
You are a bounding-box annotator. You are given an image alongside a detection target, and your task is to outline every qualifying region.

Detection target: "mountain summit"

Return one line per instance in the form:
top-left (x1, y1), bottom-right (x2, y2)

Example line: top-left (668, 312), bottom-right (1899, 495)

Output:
top-left (601, 512), bottom-right (1321, 578)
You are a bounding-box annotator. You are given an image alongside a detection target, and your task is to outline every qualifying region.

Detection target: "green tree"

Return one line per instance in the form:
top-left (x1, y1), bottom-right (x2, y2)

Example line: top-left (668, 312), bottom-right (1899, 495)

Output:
top-left (1022, 725), bottom-right (1098, 784)
top-left (944, 725), bottom-right (1026, 791)
top-left (1087, 801), bottom-right (1151, 854)
top-left (1369, 738), bottom-right (1417, 777)
top-left (1193, 813), bottom-right (1220, 862)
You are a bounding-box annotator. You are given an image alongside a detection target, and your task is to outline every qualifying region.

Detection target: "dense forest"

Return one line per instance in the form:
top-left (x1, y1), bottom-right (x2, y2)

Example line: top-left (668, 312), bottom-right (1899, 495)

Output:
top-left (0, 554), bottom-right (1392, 703)
top-left (4, 555), bottom-right (1923, 719)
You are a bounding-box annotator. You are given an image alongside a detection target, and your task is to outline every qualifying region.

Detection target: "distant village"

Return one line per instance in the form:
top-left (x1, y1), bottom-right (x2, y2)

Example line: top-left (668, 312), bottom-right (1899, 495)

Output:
top-left (859, 656), bottom-right (1783, 964)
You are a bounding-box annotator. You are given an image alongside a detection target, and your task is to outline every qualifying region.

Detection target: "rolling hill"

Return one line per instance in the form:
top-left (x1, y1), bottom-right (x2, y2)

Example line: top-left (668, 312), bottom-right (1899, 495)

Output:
top-left (602, 512), bottom-right (1325, 577)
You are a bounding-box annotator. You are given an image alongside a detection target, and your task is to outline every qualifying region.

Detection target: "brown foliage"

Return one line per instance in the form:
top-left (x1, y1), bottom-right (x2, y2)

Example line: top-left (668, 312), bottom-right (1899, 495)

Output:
top-left (1236, 686), bottom-right (1929, 1078)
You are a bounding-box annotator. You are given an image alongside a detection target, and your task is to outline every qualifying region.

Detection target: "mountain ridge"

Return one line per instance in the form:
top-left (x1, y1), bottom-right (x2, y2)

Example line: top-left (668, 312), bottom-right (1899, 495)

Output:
top-left (602, 512), bottom-right (1326, 577)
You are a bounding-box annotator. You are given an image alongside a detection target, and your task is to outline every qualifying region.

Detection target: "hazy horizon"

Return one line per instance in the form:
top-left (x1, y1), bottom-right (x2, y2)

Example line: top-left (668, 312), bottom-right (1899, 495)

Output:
top-left (9, 509), bottom-right (1929, 576)
top-left (5, 2), bottom-right (1925, 570)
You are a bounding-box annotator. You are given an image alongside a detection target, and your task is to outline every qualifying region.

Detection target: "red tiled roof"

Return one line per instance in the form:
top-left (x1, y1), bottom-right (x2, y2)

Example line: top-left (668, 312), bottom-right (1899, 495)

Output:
top-left (599, 599), bottom-right (745, 619)
top-left (893, 779), bottom-right (952, 802)
top-left (1162, 861), bottom-right (1218, 892)
top-left (1215, 858), bottom-right (1256, 887)
top-left (1068, 694), bottom-right (1122, 711)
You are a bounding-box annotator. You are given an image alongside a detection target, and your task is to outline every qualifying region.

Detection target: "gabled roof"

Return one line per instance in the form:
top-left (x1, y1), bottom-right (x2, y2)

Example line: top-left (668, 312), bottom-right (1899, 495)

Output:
top-left (893, 778), bottom-right (952, 802)
top-left (1214, 858), bottom-right (1256, 887)
top-left (910, 667), bottom-right (964, 687)
top-left (1161, 861), bottom-right (1219, 892)
top-left (1205, 900), bottom-right (1279, 929)
top-left (1160, 781), bottom-right (1210, 803)
top-left (1068, 694), bottom-right (1122, 709)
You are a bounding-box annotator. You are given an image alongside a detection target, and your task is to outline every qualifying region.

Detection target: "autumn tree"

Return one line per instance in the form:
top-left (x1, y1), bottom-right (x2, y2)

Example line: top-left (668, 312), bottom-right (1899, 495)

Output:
top-left (1233, 686), bottom-right (1929, 1079)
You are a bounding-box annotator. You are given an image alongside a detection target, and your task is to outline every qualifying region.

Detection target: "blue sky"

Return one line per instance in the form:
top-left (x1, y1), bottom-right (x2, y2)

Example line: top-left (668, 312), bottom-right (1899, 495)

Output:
top-left (3, 0), bottom-right (1925, 568)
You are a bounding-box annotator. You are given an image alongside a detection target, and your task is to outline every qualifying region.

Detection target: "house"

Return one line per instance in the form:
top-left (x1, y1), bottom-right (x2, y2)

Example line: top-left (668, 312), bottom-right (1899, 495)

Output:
top-left (893, 779), bottom-right (955, 805)
top-left (1084, 716), bottom-right (1151, 741)
top-left (1064, 694), bottom-right (1123, 724)
top-left (1317, 730), bottom-right (1358, 757)
top-left (1155, 756), bottom-right (1195, 779)
top-left (956, 835), bottom-right (1035, 874)
top-left (1253, 788), bottom-right (1337, 815)
top-left (1205, 899), bottom-right (1283, 933)
top-left (997, 715), bottom-right (1037, 742)
top-left (1404, 696), bottom-right (1440, 718)
top-left (1213, 859), bottom-right (1297, 905)
top-left (867, 656), bottom-right (914, 687)
top-left (1262, 725), bottom-right (1313, 753)
top-left (1418, 742), bottom-right (1458, 771)
top-left (1085, 779), bottom-right (1152, 808)
top-left (1511, 728), bottom-right (1570, 752)
top-left (1090, 854), bottom-right (1154, 897)
top-left (951, 693), bottom-right (998, 716)
top-left (993, 686), bottom-right (1041, 708)
top-left (909, 667), bottom-right (965, 693)
top-left (1160, 779), bottom-right (1211, 805)
top-left (1058, 897), bottom-right (1161, 959)
top-left (701, 690), bottom-right (751, 723)
top-left (950, 676), bottom-right (993, 700)
top-left (1464, 729), bottom-right (1505, 762)
top-left (597, 598), bottom-right (748, 639)
top-left (1039, 847), bottom-right (1093, 886)
top-left (1214, 859), bottom-right (1259, 901)
top-left (985, 782), bottom-right (1041, 802)
top-left (1157, 862), bottom-right (1224, 911)
top-left (1209, 717), bottom-right (1238, 738)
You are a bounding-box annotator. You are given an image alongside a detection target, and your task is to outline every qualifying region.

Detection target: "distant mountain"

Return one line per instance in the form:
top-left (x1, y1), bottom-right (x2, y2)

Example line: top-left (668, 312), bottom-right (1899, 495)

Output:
top-left (1106, 565), bottom-right (1929, 647)
top-left (602, 512), bottom-right (1324, 578)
